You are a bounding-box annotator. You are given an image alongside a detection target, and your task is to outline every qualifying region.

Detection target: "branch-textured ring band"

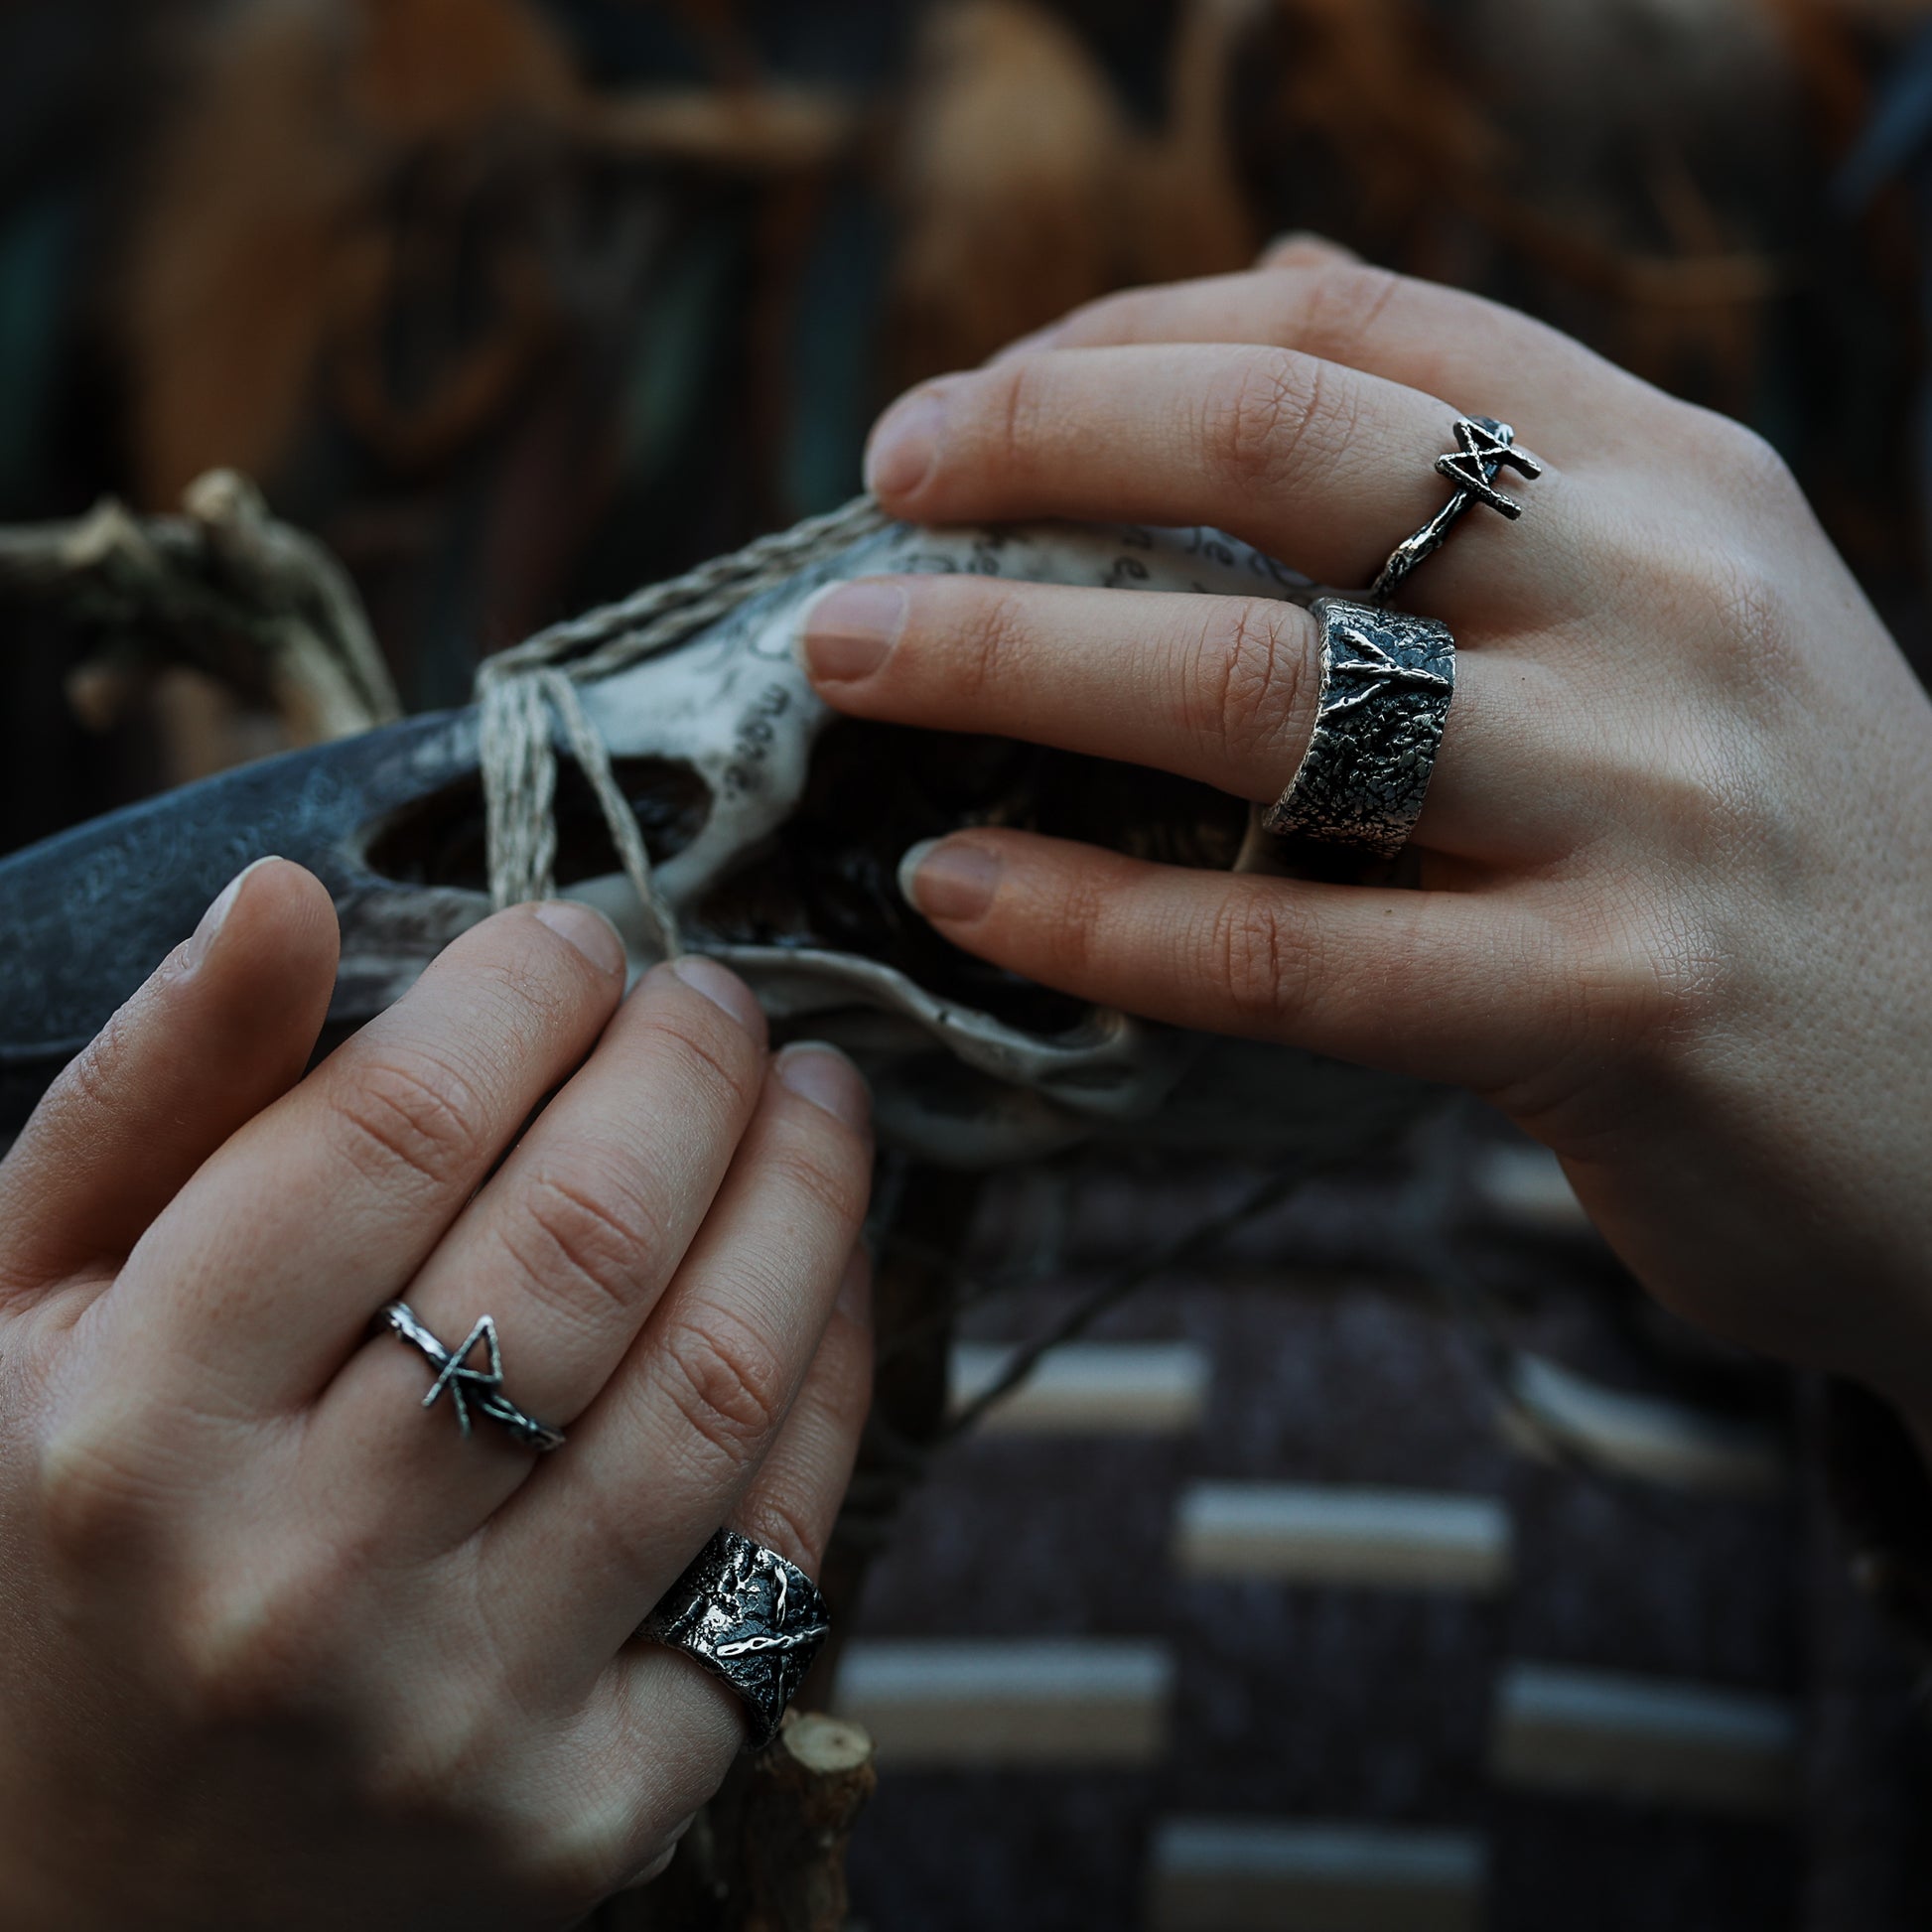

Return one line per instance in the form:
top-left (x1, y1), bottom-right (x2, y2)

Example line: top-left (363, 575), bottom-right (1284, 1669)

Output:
top-left (639, 1527), bottom-right (832, 1751)
top-left (374, 1301), bottom-right (566, 1453)
top-left (1262, 597), bottom-right (1454, 861)
top-left (1369, 414), bottom-right (1543, 602)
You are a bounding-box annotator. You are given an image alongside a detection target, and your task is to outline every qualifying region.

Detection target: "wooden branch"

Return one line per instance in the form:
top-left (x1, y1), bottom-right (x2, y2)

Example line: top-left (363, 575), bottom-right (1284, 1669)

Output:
top-left (595, 1712), bottom-right (876, 1932)
top-left (0, 471), bottom-right (401, 747)
top-left (730, 1714), bottom-right (877, 1932)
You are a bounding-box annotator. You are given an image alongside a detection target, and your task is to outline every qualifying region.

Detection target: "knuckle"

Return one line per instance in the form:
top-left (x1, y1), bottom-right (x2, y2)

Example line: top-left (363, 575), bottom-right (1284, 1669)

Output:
top-left (59, 1006), bottom-right (137, 1120)
top-left (1193, 598), bottom-right (1310, 767)
top-left (507, 1161), bottom-right (670, 1326)
top-left (172, 1572), bottom-right (337, 1727)
top-left (1655, 542), bottom-right (1802, 708)
top-left (765, 1129), bottom-right (871, 1233)
top-left (37, 1422), bottom-right (160, 1563)
top-left (1702, 412), bottom-right (1799, 511)
top-left (659, 1310), bottom-right (790, 1467)
top-left (362, 1703), bottom-right (495, 1821)
top-left (990, 358), bottom-right (1048, 476)
top-left (958, 584), bottom-right (1035, 701)
top-left (1290, 262), bottom-right (1406, 363)
top-left (1559, 888), bottom-right (1718, 1063)
top-left (1205, 895), bottom-right (1315, 1033)
top-left (652, 1012), bottom-right (761, 1121)
top-left (329, 1048), bottom-right (493, 1194)
top-left (1207, 347), bottom-right (1341, 497)
top-left (1037, 868), bottom-right (1113, 987)
top-left (739, 1488), bottom-right (823, 1578)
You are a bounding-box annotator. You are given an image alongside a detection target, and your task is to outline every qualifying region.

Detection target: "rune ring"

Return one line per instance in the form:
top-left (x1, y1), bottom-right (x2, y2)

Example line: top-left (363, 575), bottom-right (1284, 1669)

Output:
top-left (1262, 597), bottom-right (1454, 861)
top-left (374, 1301), bottom-right (566, 1453)
top-left (639, 1527), bottom-right (832, 1751)
top-left (1369, 414), bottom-right (1543, 603)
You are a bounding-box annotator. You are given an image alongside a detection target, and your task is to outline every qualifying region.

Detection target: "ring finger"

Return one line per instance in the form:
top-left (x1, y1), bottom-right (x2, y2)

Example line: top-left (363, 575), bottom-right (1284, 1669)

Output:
top-left (485, 1044), bottom-right (874, 1685)
top-left (801, 575), bottom-right (1575, 862)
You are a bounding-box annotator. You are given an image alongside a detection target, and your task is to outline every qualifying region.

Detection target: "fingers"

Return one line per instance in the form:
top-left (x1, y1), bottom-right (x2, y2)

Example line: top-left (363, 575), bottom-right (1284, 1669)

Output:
top-left (897, 830), bottom-right (1563, 1090)
top-left (114, 899), bottom-right (631, 1417)
top-left (486, 1043), bottom-right (873, 1680)
top-left (802, 575), bottom-right (1571, 862)
top-left (525, 1259), bottom-right (871, 1916)
top-left (728, 1246), bottom-right (873, 1577)
top-left (310, 955), bottom-right (772, 1535)
top-left (0, 859), bottom-right (339, 1300)
top-left (996, 254), bottom-right (1654, 459)
top-left (863, 344), bottom-right (1588, 618)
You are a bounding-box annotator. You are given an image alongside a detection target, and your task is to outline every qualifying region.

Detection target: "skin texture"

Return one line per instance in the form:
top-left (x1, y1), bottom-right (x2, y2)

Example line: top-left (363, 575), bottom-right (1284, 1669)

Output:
top-left (803, 238), bottom-right (1932, 1439)
top-left (0, 859), bottom-right (874, 1929)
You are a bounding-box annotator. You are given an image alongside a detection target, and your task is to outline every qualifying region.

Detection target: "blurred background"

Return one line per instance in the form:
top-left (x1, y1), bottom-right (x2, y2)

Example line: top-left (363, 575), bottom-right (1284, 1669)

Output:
top-left (4, 2), bottom-right (1932, 1927)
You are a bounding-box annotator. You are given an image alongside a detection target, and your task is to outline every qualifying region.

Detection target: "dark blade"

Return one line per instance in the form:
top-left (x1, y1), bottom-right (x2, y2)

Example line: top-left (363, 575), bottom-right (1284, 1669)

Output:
top-left (0, 707), bottom-right (489, 1134)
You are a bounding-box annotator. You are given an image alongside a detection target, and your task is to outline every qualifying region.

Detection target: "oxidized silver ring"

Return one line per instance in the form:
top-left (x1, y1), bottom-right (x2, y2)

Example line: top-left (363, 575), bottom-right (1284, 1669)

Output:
top-left (1261, 598), bottom-right (1454, 861)
top-left (639, 1527), bottom-right (832, 1750)
top-left (1369, 414), bottom-right (1543, 602)
top-left (374, 1301), bottom-right (566, 1453)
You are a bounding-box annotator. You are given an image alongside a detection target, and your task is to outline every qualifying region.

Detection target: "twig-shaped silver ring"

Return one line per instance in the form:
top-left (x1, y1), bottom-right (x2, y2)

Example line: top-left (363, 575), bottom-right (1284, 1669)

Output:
top-left (374, 1301), bottom-right (565, 1453)
top-left (1369, 415), bottom-right (1543, 602)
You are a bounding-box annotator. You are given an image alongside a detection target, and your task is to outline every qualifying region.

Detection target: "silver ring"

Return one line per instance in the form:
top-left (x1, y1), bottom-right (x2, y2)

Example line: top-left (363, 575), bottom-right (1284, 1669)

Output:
top-left (1261, 598), bottom-right (1454, 861)
top-left (1369, 414), bottom-right (1543, 602)
top-left (374, 1301), bottom-right (565, 1452)
top-left (639, 1528), bottom-right (832, 1751)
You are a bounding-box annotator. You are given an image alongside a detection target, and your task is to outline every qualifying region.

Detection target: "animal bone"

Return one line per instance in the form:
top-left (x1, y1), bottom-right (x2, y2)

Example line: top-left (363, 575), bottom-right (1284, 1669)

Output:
top-left (0, 517), bottom-right (1435, 1167)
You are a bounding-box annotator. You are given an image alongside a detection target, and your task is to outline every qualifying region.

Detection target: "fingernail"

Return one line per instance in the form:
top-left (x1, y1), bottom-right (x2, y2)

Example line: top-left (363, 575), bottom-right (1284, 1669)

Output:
top-left (898, 838), bottom-right (1001, 922)
top-left (532, 900), bottom-right (626, 976)
top-left (836, 1249), bottom-right (873, 1326)
top-left (776, 1042), bottom-right (872, 1132)
top-left (864, 385), bottom-right (949, 497)
top-left (800, 580), bottom-right (905, 684)
top-left (184, 856), bottom-right (279, 967)
top-left (671, 953), bottom-right (764, 1032)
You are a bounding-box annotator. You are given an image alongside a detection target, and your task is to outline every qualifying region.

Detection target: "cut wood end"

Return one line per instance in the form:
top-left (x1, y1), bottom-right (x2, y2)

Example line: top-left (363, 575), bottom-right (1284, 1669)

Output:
top-left (777, 1710), bottom-right (875, 1775)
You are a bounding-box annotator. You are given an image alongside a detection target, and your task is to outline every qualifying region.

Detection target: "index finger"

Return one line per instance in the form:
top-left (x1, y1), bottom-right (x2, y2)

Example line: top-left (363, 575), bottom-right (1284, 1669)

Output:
top-left (864, 343), bottom-right (1593, 618)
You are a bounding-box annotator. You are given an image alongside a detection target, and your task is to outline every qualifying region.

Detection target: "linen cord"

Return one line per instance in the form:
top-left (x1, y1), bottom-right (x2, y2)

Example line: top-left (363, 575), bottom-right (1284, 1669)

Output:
top-left (475, 493), bottom-right (892, 957)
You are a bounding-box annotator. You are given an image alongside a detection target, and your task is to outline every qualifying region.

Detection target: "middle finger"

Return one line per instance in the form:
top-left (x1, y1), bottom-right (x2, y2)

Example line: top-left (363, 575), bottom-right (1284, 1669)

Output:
top-left (801, 576), bottom-right (1575, 861)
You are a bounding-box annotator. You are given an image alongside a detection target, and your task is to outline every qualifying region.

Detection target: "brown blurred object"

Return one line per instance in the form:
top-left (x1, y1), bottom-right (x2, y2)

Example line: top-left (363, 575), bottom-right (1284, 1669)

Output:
top-left (122, 0), bottom-right (576, 506)
top-left (0, 467), bottom-right (398, 780)
top-left (120, 0), bottom-right (859, 507)
top-left (886, 0), bottom-right (1267, 384)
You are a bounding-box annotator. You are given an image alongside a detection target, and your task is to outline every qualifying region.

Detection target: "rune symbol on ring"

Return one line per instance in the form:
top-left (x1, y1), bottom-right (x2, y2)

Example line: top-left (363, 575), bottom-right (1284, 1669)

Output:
top-left (1320, 612), bottom-right (1452, 716)
top-left (422, 1315), bottom-right (506, 1439)
top-left (1435, 417), bottom-right (1544, 519)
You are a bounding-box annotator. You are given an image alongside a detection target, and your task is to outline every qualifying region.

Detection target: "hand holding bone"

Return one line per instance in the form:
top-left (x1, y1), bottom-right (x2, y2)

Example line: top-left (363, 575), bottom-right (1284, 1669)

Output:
top-left (806, 242), bottom-right (1932, 1439)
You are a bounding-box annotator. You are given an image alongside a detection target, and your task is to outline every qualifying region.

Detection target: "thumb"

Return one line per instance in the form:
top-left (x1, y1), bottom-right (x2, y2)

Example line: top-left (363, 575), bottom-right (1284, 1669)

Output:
top-left (0, 857), bottom-right (340, 1295)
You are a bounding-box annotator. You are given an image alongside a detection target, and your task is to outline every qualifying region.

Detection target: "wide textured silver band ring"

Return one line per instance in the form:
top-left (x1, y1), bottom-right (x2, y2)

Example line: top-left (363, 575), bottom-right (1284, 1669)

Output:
top-left (1369, 414), bottom-right (1543, 603)
top-left (1262, 597), bottom-right (1454, 862)
top-left (639, 1527), bottom-right (832, 1751)
top-left (374, 1301), bottom-right (566, 1453)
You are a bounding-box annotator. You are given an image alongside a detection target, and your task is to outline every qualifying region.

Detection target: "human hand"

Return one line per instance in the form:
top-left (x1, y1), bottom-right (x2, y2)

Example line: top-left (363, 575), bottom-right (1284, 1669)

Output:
top-left (801, 242), bottom-right (1932, 1431)
top-left (0, 860), bottom-right (873, 1928)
